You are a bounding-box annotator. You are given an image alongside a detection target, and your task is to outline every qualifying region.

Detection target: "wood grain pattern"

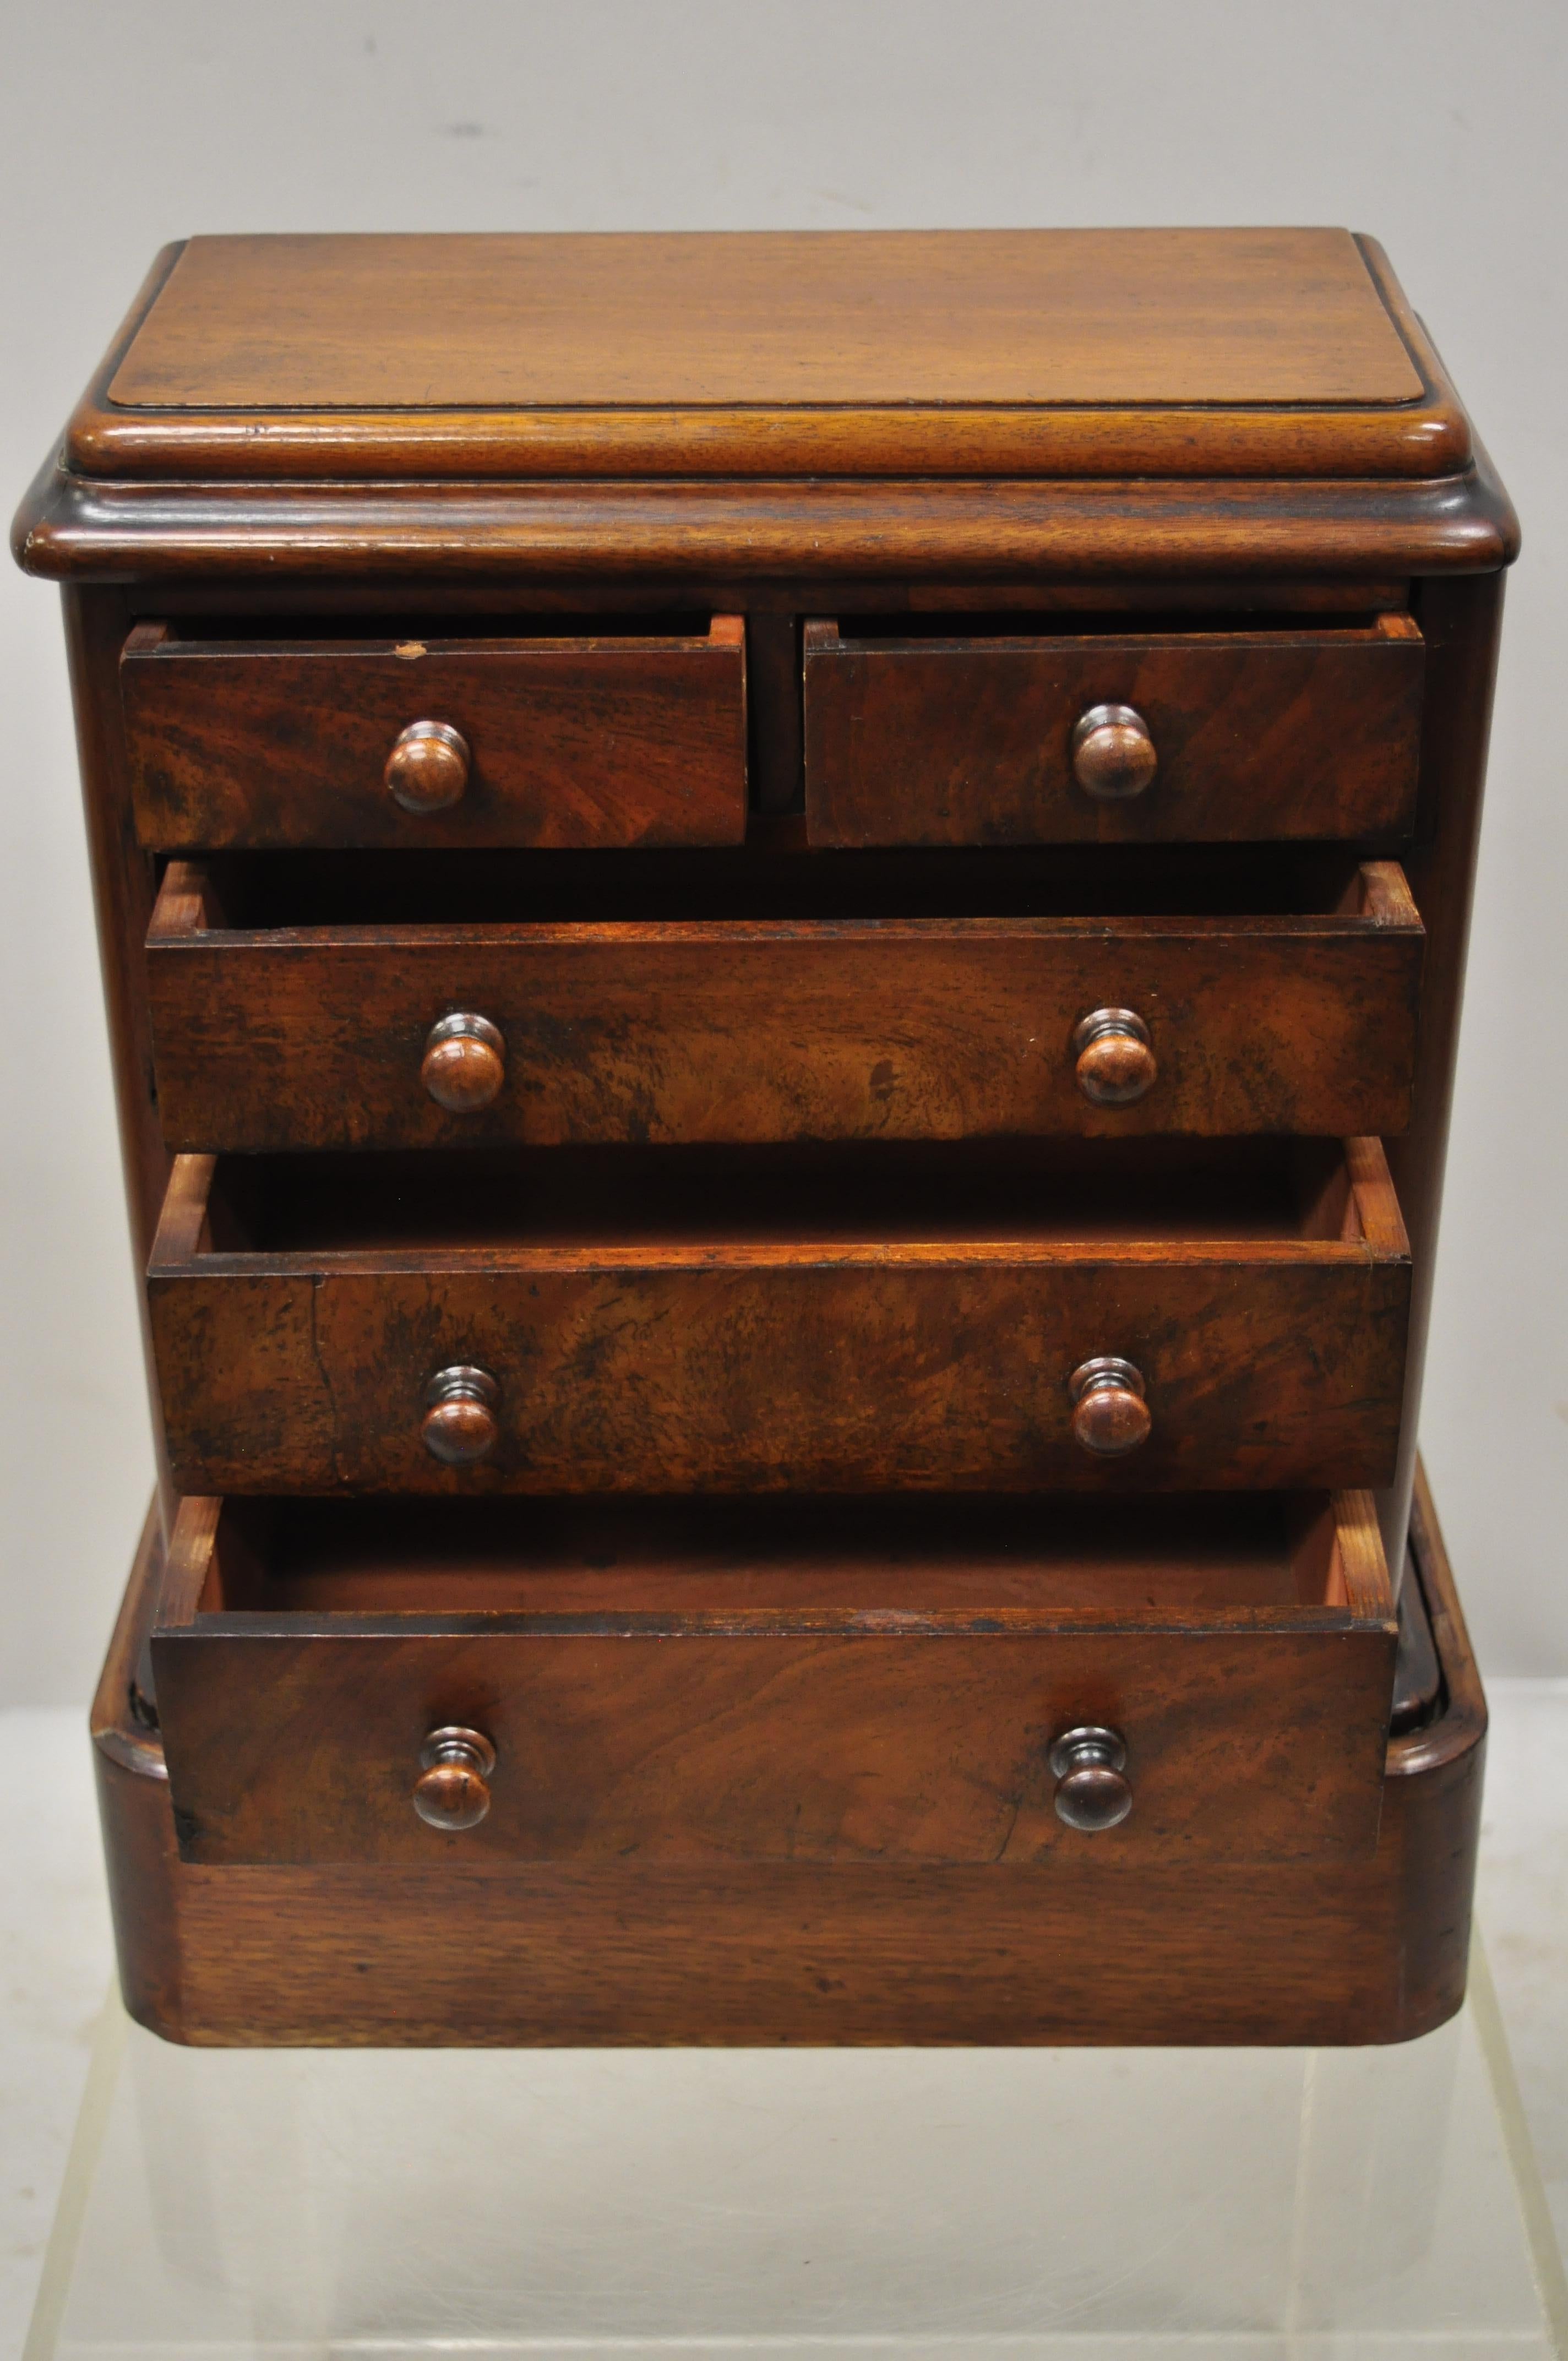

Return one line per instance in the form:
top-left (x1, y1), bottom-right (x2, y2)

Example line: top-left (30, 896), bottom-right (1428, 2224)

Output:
top-left (90, 1466), bottom-right (1482, 2045)
top-left (146, 1141), bottom-right (1411, 1495)
top-left (121, 616), bottom-right (747, 849)
top-left (61, 230), bottom-right (1469, 486)
top-left (144, 859), bottom-right (1424, 1149)
top-left (148, 1489), bottom-right (1393, 1869)
top-left (804, 615), bottom-right (1424, 845)
top-left (107, 231), bottom-right (1425, 409)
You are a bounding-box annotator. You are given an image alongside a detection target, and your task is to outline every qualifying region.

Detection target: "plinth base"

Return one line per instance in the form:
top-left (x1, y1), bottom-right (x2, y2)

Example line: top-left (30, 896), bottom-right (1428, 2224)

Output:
top-left (91, 1465), bottom-right (1484, 2048)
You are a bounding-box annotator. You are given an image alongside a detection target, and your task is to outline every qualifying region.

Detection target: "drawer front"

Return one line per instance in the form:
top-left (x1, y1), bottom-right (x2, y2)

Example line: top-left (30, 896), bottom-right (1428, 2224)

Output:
top-left (146, 862), bottom-right (1423, 1149)
top-left (121, 618), bottom-right (748, 849)
top-left (804, 616), bottom-right (1424, 846)
top-left (156, 1626), bottom-right (1394, 1869)
top-left (148, 1154), bottom-right (1411, 1497)
top-left (151, 1494), bottom-right (1398, 1869)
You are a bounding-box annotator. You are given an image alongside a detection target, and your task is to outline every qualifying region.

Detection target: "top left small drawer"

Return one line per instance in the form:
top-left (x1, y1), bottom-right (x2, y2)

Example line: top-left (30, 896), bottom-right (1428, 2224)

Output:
top-left (119, 616), bottom-right (748, 850)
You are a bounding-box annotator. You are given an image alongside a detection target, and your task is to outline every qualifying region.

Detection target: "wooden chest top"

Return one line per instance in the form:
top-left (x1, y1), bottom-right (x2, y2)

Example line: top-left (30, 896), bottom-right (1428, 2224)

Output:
top-left (64, 227), bottom-right (1468, 483)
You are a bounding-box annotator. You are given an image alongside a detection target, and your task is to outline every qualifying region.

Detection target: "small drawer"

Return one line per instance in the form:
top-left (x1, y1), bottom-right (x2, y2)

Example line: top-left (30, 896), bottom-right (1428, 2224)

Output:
top-left (147, 1137), bottom-right (1411, 1497)
top-left (121, 616), bottom-right (748, 849)
top-left (145, 855), bottom-right (1424, 1147)
top-left (804, 613), bottom-right (1424, 846)
top-left (150, 1489), bottom-right (1397, 1869)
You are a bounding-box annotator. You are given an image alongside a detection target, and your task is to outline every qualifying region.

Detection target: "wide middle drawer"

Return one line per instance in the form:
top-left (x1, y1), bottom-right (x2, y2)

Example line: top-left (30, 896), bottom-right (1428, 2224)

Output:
top-left (148, 1138), bottom-right (1411, 1496)
top-left (145, 856), bottom-right (1424, 1147)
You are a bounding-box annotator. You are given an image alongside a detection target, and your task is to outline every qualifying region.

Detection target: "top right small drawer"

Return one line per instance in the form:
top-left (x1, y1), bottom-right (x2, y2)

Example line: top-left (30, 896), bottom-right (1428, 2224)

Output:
top-left (803, 613), bottom-right (1423, 847)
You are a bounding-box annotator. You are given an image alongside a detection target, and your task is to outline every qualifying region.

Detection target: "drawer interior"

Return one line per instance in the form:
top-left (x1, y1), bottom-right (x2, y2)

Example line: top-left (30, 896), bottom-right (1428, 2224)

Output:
top-left (176, 844), bottom-right (1397, 928)
top-left (188, 1136), bottom-right (1380, 1257)
top-left (177, 1491), bottom-right (1383, 1628)
top-left (140, 612), bottom-right (719, 648)
top-left (819, 607), bottom-right (1412, 645)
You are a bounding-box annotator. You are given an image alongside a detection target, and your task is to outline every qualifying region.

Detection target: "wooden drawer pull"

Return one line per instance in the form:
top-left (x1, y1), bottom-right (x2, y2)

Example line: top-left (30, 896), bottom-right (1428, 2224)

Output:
top-left (413, 1726), bottom-right (496, 1831)
top-left (421, 1365), bottom-right (500, 1465)
top-left (422, 1013), bottom-right (506, 1113)
top-left (1070, 703), bottom-right (1157, 800)
top-left (1050, 1726), bottom-right (1132, 1831)
top-left (1069, 1357), bottom-right (1151, 1456)
top-left (1072, 1008), bottom-right (1157, 1106)
top-left (385, 719), bottom-right (470, 813)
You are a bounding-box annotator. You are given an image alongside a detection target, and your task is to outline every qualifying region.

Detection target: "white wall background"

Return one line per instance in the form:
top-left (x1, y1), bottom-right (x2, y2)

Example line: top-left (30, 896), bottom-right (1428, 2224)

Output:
top-left (2, 0), bottom-right (1564, 1703)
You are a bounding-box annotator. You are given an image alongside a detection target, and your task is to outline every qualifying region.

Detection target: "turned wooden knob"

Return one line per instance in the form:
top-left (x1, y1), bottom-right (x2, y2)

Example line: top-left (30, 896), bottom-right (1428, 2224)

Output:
top-left (413, 1726), bottom-right (496, 1830)
top-left (1050, 1726), bottom-right (1132, 1831)
top-left (1072, 1009), bottom-right (1157, 1107)
top-left (1069, 1357), bottom-right (1151, 1457)
top-left (1071, 703), bottom-right (1157, 800)
top-left (422, 1014), bottom-right (505, 1113)
top-left (421, 1365), bottom-right (499, 1465)
top-left (385, 720), bottom-right (470, 813)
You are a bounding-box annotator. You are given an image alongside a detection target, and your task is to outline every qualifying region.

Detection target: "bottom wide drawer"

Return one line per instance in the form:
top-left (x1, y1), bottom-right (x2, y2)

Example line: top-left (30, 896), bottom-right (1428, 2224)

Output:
top-left (151, 1490), bottom-right (1397, 1870)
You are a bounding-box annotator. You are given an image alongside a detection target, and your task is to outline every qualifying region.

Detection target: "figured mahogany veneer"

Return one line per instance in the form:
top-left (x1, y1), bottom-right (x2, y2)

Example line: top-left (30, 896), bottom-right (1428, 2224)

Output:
top-left (146, 1138), bottom-right (1410, 1497)
top-left (121, 616), bottom-right (747, 850)
top-left (144, 855), bottom-right (1423, 1150)
top-left (804, 613), bottom-right (1424, 846)
top-left (149, 1489), bottom-right (1395, 1870)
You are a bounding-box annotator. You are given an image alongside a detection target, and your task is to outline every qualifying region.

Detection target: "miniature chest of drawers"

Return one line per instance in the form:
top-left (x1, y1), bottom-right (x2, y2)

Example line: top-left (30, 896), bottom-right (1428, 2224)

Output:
top-left (14, 229), bottom-right (1516, 2046)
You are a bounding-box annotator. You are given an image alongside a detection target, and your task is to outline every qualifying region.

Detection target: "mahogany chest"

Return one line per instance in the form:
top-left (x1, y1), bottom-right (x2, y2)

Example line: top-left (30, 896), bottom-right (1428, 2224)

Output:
top-left (13, 229), bottom-right (1516, 2043)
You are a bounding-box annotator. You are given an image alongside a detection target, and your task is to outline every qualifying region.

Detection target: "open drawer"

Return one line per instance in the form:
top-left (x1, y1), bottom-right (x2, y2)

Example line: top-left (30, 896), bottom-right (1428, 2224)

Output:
top-left (147, 1136), bottom-right (1411, 1495)
top-left (145, 853), bottom-right (1424, 1147)
top-left (121, 615), bottom-right (748, 849)
top-left (803, 612), bottom-right (1424, 846)
top-left (150, 1489), bottom-right (1398, 1868)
